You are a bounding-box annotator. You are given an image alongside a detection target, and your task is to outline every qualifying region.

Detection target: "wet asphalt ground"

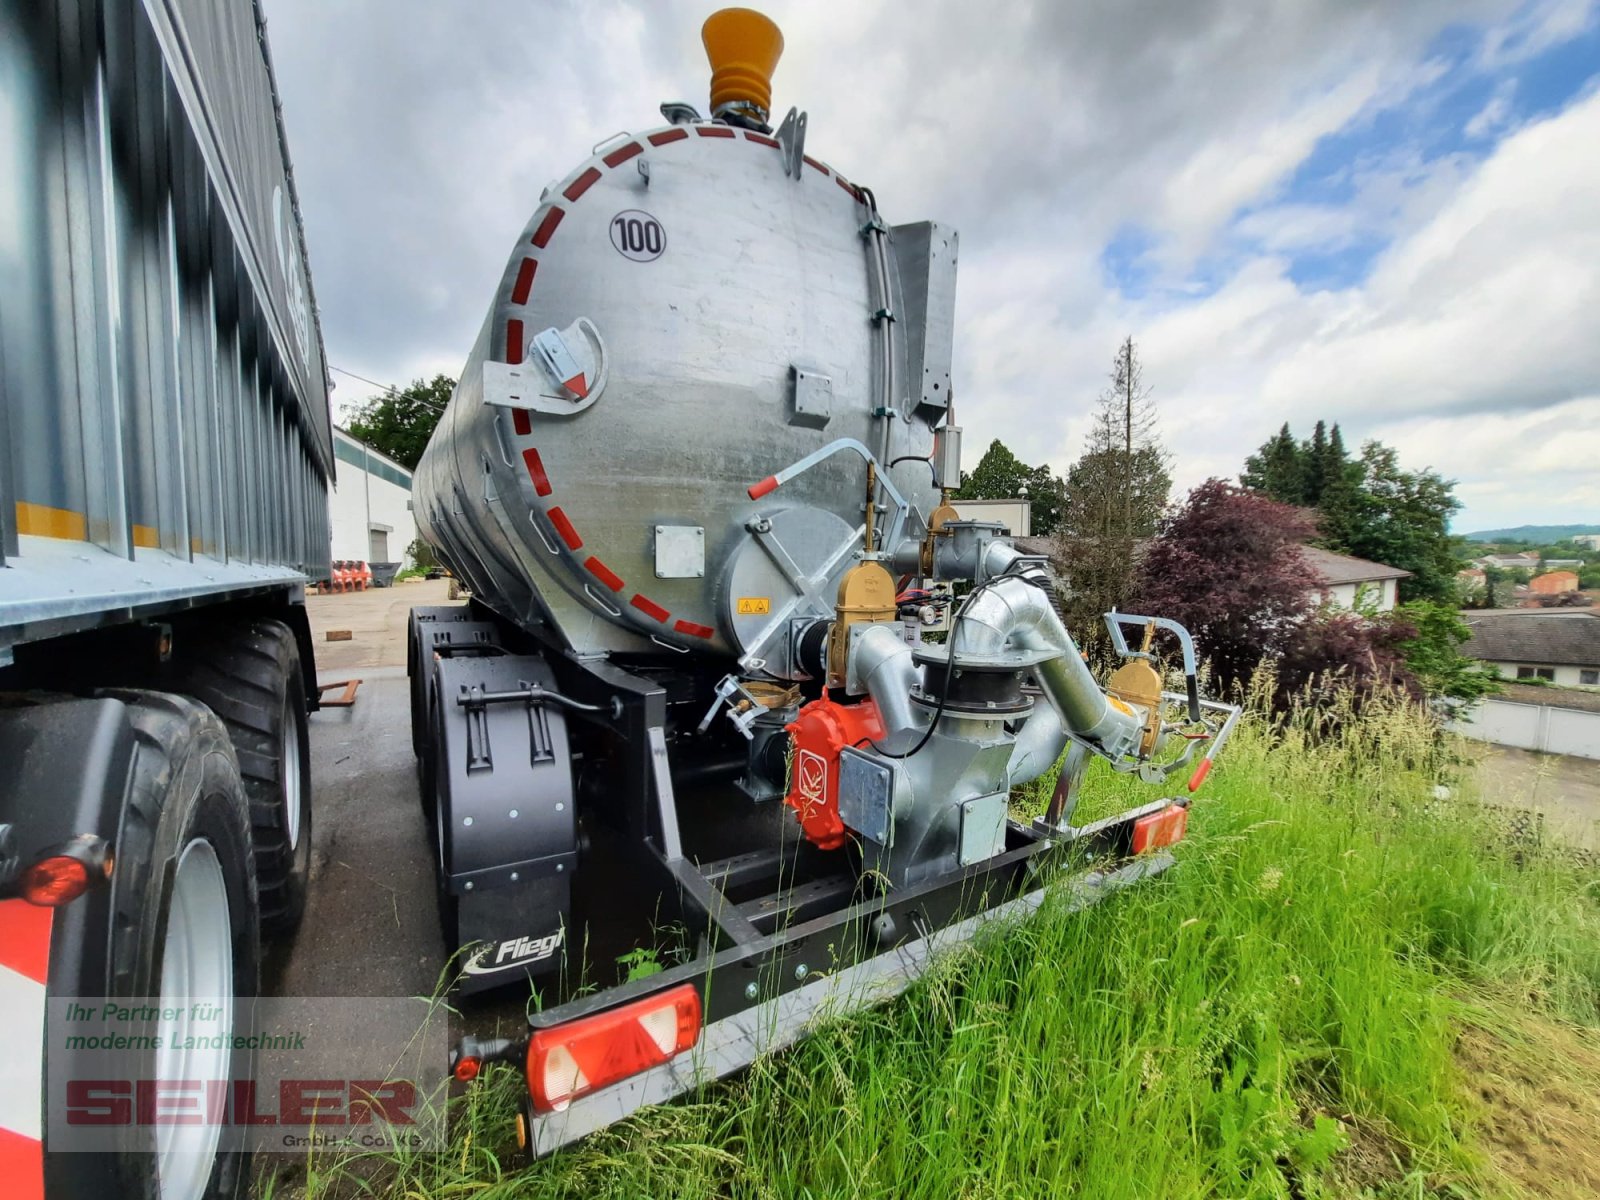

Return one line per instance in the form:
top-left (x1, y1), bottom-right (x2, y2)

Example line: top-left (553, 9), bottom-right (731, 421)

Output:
top-left (268, 579), bottom-right (447, 1000)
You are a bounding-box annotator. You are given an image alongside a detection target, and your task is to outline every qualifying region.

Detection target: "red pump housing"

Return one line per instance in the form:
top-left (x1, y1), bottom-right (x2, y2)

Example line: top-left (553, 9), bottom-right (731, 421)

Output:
top-left (783, 696), bottom-right (886, 850)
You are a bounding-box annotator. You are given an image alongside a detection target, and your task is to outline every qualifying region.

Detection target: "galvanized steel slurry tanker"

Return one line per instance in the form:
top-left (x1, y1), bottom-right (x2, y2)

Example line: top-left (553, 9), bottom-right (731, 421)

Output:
top-left (417, 9), bottom-right (1240, 1152)
top-left (1, 2), bottom-right (327, 1197)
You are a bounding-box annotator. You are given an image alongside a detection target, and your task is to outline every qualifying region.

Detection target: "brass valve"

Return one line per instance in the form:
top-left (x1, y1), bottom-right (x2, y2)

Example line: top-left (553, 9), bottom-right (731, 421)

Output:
top-left (1106, 620), bottom-right (1165, 758)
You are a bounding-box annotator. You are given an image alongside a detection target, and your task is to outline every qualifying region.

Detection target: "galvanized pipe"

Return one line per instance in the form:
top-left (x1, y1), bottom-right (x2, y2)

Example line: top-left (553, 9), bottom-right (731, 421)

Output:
top-left (1005, 702), bottom-right (1069, 785)
top-left (852, 622), bottom-right (927, 751)
top-left (950, 566), bottom-right (1142, 757)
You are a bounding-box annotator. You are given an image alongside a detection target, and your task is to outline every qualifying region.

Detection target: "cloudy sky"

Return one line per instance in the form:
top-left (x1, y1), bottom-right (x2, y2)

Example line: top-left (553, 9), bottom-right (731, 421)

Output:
top-left (264, 0), bottom-right (1600, 534)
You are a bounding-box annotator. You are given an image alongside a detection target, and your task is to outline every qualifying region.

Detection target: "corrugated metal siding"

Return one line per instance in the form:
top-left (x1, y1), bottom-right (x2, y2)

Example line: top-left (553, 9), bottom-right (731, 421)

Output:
top-left (0, 0), bottom-right (330, 595)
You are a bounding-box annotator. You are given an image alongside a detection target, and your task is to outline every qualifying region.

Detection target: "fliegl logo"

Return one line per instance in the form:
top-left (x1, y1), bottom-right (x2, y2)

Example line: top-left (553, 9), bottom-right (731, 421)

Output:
top-left (463, 927), bottom-right (566, 976)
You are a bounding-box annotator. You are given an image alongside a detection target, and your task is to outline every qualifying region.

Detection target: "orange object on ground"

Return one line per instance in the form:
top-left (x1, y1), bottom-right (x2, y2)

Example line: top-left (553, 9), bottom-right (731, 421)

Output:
top-left (783, 695), bottom-right (885, 850)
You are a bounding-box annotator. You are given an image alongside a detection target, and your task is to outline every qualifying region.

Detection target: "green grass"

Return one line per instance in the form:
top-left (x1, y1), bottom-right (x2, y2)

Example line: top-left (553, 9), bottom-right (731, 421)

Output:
top-left (282, 687), bottom-right (1600, 1199)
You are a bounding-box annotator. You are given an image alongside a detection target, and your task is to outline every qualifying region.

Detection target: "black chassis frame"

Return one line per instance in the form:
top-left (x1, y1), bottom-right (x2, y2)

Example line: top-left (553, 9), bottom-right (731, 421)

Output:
top-left (430, 599), bottom-right (1186, 1107)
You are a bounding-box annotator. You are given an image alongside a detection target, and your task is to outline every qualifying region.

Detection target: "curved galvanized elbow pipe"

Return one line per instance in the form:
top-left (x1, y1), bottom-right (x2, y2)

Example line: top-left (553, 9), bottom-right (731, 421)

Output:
top-left (852, 622), bottom-right (926, 750)
top-left (1006, 702), bottom-right (1069, 784)
top-left (950, 567), bottom-right (1141, 757)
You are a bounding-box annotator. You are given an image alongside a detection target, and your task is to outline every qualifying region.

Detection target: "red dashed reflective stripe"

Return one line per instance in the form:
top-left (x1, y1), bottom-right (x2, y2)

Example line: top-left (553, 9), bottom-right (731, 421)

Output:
top-left (505, 318), bottom-right (524, 364)
top-left (630, 594), bottom-right (670, 622)
top-left (803, 155), bottom-right (828, 174)
top-left (548, 507), bottom-right (582, 550)
top-left (522, 447), bottom-right (552, 496)
top-left (511, 257), bottom-right (537, 304)
top-left (585, 556), bottom-right (624, 592)
top-left (836, 175), bottom-right (858, 198)
top-left (532, 207), bottom-right (565, 248)
top-left (674, 620), bottom-right (715, 639)
top-left (696, 126), bottom-right (736, 138)
top-left (511, 409), bottom-right (532, 436)
top-left (564, 168), bottom-right (601, 202)
top-left (744, 132), bottom-right (779, 148)
top-left (603, 141), bottom-right (643, 167)
top-left (649, 128), bottom-right (689, 145)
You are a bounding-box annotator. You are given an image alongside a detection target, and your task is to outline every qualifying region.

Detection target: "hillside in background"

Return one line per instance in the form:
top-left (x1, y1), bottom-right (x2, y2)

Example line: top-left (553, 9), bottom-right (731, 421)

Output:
top-left (1461, 523), bottom-right (1600, 543)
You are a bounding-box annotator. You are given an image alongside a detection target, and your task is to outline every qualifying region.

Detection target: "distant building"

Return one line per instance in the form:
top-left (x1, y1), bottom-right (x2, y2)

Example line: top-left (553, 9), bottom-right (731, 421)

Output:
top-left (331, 427), bottom-right (416, 567)
top-left (1531, 570), bottom-right (1580, 595)
top-left (1301, 546), bottom-right (1410, 612)
top-left (1475, 552), bottom-right (1541, 570)
top-left (1457, 567), bottom-right (1486, 596)
top-left (951, 498), bottom-right (1031, 537)
top-left (1574, 534), bottom-right (1600, 551)
top-left (1462, 610), bottom-right (1600, 687)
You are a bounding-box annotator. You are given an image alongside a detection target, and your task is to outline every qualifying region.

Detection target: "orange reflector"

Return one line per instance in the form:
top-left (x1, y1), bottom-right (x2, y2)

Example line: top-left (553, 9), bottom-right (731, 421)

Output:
top-left (21, 856), bottom-right (91, 907)
top-left (526, 984), bottom-right (701, 1113)
top-left (1131, 804), bottom-right (1188, 855)
top-left (453, 1056), bottom-right (481, 1083)
top-left (1187, 758), bottom-right (1213, 793)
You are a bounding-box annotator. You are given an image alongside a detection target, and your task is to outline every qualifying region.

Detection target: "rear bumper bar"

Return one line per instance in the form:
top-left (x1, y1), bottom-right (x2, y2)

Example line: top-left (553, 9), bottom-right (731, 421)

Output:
top-left (526, 848), bottom-right (1174, 1155)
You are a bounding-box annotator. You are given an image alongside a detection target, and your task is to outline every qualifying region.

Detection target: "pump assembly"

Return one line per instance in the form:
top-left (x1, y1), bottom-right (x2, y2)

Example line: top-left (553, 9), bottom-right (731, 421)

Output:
top-left (411, 7), bottom-right (1239, 1153)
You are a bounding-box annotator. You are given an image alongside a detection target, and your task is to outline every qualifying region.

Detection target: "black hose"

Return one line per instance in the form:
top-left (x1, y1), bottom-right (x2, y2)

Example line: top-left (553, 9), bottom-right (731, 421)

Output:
top-left (888, 455), bottom-right (939, 486)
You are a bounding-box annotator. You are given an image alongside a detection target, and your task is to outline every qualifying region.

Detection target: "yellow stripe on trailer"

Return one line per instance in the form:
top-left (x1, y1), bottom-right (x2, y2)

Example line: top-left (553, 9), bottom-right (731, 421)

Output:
top-left (14, 502), bottom-right (87, 541)
top-left (132, 524), bottom-right (160, 549)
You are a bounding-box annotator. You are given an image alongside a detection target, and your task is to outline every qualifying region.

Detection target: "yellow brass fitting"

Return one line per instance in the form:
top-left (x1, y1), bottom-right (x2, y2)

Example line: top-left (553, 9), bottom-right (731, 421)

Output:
top-left (826, 560), bottom-right (897, 687)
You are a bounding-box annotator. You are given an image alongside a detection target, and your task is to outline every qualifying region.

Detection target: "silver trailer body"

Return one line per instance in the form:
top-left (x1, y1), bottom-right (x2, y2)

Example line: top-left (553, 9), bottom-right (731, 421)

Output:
top-left (412, 122), bottom-right (953, 665)
top-left (0, 0), bottom-right (332, 658)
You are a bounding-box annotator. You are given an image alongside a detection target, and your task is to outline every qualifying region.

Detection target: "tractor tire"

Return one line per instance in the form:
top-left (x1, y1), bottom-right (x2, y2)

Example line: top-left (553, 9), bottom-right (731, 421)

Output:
top-left (167, 620), bottom-right (312, 939)
top-left (101, 689), bottom-right (260, 1200)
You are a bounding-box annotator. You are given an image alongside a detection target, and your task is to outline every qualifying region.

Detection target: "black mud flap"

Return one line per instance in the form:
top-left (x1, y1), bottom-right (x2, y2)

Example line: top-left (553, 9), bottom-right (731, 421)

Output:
top-left (430, 652), bottom-right (578, 995)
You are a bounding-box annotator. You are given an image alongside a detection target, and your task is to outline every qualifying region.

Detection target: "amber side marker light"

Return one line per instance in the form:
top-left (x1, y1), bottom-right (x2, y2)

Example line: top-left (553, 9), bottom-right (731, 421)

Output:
top-left (14, 834), bottom-right (114, 907)
top-left (526, 983), bottom-right (702, 1113)
top-left (22, 856), bottom-right (92, 907)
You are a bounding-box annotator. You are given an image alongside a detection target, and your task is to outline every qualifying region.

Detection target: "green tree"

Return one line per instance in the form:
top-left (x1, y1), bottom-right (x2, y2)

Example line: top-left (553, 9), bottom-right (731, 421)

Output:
top-left (344, 374), bottom-right (455, 471)
top-left (1393, 600), bottom-right (1499, 702)
top-left (1241, 423), bottom-right (1462, 605)
top-left (955, 439), bottom-right (1031, 501)
top-left (1022, 463), bottom-right (1068, 538)
top-left (1057, 338), bottom-right (1172, 657)
top-left (954, 439), bottom-right (1068, 536)
top-left (1240, 422), bottom-right (1304, 503)
top-left (1340, 442), bottom-right (1462, 603)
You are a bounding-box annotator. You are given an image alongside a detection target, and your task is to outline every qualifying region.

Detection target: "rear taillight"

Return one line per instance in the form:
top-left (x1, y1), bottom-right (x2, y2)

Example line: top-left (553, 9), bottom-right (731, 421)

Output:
top-left (1131, 803), bottom-right (1188, 854)
top-left (526, 984), bottom-right (701, 1112)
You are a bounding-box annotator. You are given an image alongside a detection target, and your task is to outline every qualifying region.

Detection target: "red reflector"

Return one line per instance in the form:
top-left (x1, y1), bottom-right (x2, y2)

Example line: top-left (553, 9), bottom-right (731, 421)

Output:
top-left (21, 856), bottom-right (91, 907)
top-left (453, 1056), bottom-right (481, 1083)
top-left (1131, 804), bottom-right (1188, 855)
top-left (526, 984), bottom-right (700, 1113)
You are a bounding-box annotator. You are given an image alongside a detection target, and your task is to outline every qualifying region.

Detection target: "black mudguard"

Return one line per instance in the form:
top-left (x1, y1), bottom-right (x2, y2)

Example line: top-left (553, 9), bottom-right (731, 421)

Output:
top-left (430, 653), bottom-right (578, 995)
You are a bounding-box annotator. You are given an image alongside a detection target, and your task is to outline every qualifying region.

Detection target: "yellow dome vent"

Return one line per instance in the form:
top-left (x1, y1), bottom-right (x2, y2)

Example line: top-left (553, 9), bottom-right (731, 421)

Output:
top-left (701, 8), bottom-right (784, 121)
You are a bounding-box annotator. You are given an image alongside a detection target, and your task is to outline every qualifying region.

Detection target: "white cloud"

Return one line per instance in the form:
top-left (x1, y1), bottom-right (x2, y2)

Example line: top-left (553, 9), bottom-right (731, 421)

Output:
top-left (1465, 79), bottom-right (1518, 138)
top-left (1476, 0), bottom-right (1599, 67)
